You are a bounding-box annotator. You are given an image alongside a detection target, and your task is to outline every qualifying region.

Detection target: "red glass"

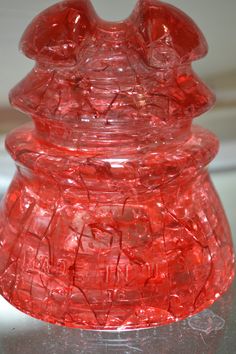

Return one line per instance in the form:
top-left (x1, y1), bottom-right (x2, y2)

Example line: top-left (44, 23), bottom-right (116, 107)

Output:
top-left (0, 0), bottom-right (234, 330)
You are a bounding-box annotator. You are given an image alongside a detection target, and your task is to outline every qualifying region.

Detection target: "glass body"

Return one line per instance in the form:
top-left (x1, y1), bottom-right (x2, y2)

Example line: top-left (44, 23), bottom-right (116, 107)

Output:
top-left (0, 0), bottom-right (234, 330)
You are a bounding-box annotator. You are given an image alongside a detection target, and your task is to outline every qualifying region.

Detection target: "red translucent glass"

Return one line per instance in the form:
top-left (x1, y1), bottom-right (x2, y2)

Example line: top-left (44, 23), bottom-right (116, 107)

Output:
top-left (0, 0), bottom-right (234, 330)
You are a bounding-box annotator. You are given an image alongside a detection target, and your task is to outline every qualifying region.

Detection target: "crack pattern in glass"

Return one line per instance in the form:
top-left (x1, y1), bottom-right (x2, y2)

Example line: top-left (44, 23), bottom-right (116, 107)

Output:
top-left (0, 0), bottom-right (234, 330)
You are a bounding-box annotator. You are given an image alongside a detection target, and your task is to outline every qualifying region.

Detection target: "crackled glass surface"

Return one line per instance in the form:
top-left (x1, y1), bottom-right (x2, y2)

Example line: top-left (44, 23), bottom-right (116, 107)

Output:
top-left (0, 0), bottom-right (234, 330)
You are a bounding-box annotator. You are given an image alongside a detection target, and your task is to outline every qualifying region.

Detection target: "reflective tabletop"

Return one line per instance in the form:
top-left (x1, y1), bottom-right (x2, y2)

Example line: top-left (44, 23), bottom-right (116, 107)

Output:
top-left (0, 277), bottom-right (235, 354)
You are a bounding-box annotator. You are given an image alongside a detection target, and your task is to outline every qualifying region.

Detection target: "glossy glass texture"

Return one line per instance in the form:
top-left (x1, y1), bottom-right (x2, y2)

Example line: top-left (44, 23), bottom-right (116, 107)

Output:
top-left (0, 0), bottom-right (234, 330)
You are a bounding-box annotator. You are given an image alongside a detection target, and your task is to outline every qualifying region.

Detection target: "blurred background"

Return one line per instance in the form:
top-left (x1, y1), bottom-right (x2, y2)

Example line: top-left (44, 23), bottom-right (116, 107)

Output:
top-left (0, 0), bottom-right (235, 225)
